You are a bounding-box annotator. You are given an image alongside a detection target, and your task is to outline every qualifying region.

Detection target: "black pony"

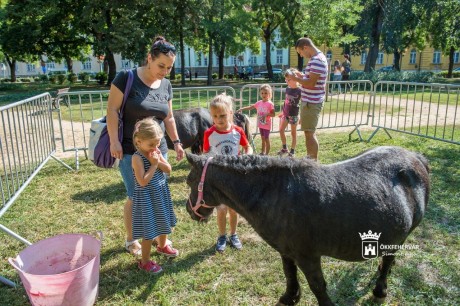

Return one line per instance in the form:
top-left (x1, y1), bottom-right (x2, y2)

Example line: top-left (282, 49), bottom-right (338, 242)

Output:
top-left (166, 107), bottom-right (252, 153)
top-left (185, 146), bottom-right (430, 305)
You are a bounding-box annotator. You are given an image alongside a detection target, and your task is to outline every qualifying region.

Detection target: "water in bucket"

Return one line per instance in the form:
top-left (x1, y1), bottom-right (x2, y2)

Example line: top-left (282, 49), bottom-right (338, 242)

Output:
top-left (9, 233), bottom-right (101, 306)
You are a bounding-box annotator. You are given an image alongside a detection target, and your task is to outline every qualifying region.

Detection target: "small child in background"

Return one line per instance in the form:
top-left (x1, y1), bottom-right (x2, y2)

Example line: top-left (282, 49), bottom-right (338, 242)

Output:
top-left (237, 84), bottom-right (275, 155)
top-left (278, 69), bottom-right (302, 157)
top-left (203, 93), bottom-right (253, 252)
top-left (131, 117), bottom-right (178, 273)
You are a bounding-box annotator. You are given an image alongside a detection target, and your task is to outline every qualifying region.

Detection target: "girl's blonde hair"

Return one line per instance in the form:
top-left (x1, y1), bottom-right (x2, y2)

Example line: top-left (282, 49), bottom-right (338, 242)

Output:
top-left (284, 68), bottom-right (299, 77)
top-left (210, 93), bottom-right (234, 114)
top-left (260, 83), bottom-right (273, 97)
top-left (133, 117), bottom-right (163, 148)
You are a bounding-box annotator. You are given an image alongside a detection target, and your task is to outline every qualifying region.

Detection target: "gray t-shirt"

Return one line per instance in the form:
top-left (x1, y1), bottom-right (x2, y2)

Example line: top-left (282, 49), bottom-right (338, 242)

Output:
top-left (112, 69), bottom-right (172, 155)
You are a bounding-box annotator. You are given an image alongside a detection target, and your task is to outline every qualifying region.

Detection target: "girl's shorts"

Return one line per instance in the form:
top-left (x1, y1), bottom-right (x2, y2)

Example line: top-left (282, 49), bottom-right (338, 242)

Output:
top-left (119, 152), bottom-right (168, 199)
top-left (259, 128), bottom-right (270, 138)
top-left (283, 115), bottom-right (299, 125)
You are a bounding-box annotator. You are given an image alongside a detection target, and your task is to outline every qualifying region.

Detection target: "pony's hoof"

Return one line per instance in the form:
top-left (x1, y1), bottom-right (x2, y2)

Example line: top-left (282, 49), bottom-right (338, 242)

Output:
top-left (278, 291), bottom-right (301, 305)
top-left (372, 287), bottom-right (388, 300)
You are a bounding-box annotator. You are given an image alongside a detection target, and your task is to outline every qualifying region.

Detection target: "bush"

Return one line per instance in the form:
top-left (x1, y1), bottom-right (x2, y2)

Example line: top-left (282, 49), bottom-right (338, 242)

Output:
top-left (175, 73), bottom-right (182, 80)
top-left (19, 78), bottom-right (31, 82)
top-left (95, 72), bottom-right (107, 85)
top-left (57, 74), bottom-right (66, 84)
top-left (78, 72), bottom-right (90, 84)
top-left (39, 74), bottom-right (49, 83)
top-left (271, 72), bottom-right (285, 83)
top-left (437, 71), bottom-right (460, 78)
top-left (67, 73), bottom-right (78, 83)
top-left (49, 75), bottom-right (57, 84)
top-left (350, 70), bottom-right (436, 84)
top-left (212, 73), bottom-right (218, 79)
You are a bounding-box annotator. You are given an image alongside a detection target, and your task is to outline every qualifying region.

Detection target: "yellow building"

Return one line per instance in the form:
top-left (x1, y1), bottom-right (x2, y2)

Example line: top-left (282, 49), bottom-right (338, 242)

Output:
top-left (289, 45), bottom-right (460, 72)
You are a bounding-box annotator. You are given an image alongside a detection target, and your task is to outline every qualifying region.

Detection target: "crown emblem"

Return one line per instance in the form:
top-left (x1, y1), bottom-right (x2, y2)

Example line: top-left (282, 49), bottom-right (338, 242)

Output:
top-left (359, 230), bottom-right (381, 240)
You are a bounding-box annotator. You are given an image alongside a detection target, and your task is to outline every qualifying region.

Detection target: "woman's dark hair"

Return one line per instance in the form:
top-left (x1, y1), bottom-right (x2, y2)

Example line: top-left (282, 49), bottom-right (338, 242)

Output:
top-left (344, 54), bottom-right (350, 60)
top-left (149, 36), bottom-right (176, 60)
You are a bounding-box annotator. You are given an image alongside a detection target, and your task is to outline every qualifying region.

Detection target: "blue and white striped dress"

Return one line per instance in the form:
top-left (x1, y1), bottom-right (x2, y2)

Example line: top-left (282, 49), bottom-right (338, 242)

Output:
top-left (132, 151), bottom-right (177, 241)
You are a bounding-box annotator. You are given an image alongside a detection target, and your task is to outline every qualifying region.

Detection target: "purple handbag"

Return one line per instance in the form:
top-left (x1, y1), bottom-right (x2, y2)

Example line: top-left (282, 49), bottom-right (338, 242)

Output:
top-left (92, 70), bottom-right (133, 168)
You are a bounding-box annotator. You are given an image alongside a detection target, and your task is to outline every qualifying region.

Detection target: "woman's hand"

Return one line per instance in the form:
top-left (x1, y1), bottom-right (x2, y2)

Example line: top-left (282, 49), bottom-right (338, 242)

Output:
top-left (110, 140), bottom-right (123, 160)
top-left (174, 143), bottom-right (185, 161)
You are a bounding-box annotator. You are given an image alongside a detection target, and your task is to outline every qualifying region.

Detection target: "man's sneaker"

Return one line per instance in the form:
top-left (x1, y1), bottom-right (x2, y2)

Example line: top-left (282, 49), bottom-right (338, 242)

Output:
top-left (156, 245), bottom-right (179, 258)
top-left (277, 148), bottom-right (288, 156)
top-left (216, 235), bottom-right (227, 252)
top-left (229, 234), bottom-right (243, 250)
top-left (138, 260), bottom-right (162, 274)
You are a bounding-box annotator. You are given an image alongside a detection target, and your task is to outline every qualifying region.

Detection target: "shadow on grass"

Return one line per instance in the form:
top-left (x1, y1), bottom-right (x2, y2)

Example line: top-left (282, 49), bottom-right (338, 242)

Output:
top-left (71, 182), bottom-right (126, 204)
top-left (97, 245), bottom-right (216, 304)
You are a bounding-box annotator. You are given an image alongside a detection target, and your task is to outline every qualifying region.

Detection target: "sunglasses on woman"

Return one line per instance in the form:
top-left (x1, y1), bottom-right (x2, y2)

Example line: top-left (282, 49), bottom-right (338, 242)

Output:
top-left (153, 41), bottom-right (176, 54)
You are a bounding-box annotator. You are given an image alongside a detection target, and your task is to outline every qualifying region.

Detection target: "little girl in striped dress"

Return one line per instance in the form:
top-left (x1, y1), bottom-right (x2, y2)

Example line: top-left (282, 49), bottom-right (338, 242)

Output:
top-left (131, 117), bottom-right (178, 273)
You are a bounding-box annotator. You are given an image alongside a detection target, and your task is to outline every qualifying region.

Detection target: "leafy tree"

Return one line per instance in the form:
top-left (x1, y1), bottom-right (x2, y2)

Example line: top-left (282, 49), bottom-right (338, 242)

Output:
top-left (427, 0), bottom-right (460, 77)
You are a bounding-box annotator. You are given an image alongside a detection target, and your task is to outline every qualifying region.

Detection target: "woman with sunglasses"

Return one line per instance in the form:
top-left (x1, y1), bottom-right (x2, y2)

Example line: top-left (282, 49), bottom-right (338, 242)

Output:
top-left (106, 36), bottom-right (184, 258)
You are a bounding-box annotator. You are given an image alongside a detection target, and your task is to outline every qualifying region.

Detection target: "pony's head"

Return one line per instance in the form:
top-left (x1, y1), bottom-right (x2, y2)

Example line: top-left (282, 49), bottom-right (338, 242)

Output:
top-left (185, 152), bottom-right (219, 222)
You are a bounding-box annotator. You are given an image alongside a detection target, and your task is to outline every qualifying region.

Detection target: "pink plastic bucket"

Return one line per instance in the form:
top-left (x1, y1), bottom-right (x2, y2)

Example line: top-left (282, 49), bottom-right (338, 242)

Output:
top-left (9, 233), bottom-right (101, 306)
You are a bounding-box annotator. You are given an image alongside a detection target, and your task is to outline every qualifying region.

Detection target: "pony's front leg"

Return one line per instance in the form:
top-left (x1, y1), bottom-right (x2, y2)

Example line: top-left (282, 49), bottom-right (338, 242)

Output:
top-left (373, 254), bottom-right (395, 301)
top-left (276, 255), bottom-right (301, 305)
top-left (297, 256), bottom-right (334, 306)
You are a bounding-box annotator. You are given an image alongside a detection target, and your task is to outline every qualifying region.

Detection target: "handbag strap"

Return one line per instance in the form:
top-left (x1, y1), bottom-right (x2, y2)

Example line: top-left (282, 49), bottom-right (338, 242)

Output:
top-left (119, 69), bottom-right (134, 120)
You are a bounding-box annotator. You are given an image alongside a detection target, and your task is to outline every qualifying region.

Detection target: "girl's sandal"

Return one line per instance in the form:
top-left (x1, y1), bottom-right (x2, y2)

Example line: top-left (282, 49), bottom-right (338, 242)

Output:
top-left (125, 240), bottom-right (142, 256)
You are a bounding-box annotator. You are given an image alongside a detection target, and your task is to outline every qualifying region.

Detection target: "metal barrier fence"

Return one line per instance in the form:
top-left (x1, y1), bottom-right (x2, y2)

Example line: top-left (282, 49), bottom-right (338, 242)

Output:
top-left (55, 86), bottom-right (235, 169)
top-left (369, 82), bottom-right (460, 144)
top-left (0, 93), bottom-right (71, 287)
top-left (238, 80), bottom-right (374, 141)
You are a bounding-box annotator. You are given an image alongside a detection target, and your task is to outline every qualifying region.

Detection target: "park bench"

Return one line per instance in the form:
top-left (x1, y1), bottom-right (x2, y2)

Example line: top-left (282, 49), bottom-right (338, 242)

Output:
top-left (52, 87), bottom-right (70, 109)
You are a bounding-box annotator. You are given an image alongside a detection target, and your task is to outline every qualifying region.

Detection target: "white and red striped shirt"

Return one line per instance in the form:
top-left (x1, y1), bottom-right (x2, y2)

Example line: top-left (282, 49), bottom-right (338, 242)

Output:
top-left (203, 125), bottom-right (249, 156)
top-left (300, 52), bottom-right (328, 104)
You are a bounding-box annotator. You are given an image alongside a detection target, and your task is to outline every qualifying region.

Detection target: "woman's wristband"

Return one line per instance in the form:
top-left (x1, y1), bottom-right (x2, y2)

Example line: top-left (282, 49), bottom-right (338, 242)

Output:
top-left (173, 139), bottom-right (182, 146)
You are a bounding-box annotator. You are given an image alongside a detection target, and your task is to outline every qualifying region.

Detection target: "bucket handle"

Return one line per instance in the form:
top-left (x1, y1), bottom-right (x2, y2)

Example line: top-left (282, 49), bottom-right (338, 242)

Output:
top-left (95, 231), bottom-right (103, 245)
top-left (8, 257), bottom-right (21, 271)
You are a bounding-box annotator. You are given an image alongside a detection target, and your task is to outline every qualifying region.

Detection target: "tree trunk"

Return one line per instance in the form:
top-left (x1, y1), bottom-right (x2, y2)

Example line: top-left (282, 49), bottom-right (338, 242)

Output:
top-left (6, 57), bottom-right (16, 82)
top-left (179, 31), bottom-right (185, 87)
top-left (218, 43), bottom-right (225, 79)
top-left (264, 28), bottom-right (273, 79)
top-left (207, 37), bottom-right (213, 86)
top-left (365, 1), bottom-right (385, 72)
top-left (106, 51), bottom-right (116, 85)
top-left (297, 54), bottom-right (303, 71)
top-left (447, 46), bottom-right (454, 78)
top-left (393, 50), bottom-right (401, 71)
top-left (65, 57), bottom-right (73, 73)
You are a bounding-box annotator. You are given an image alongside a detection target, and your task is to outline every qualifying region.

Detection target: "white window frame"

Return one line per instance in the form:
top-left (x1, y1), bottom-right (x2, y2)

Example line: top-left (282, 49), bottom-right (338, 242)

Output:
top-left (409, 49), bottom-right (417, 64)
top-left (433, 50), bottom-right (441, 64)
top-left (326, 50), bottom-right (332, 62)
top-left (26, 63), bottom-right (36, 72)
top-left (377, 52), bottom-right (384, 64)
top-left (276, 49), bottom-right (283, 64)
top-left (454, 51), bottom-right (459, 63)
top-left (46, 62), bottom-right (56, 69)
top-left (82, 59), bottom-right (92, 70)
top-left (360, 52), bottom-right (367, 65)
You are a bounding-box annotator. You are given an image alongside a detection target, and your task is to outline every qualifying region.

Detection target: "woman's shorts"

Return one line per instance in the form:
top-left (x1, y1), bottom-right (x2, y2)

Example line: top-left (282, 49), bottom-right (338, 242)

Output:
top-left (300, 103), bottom-right (323, 132)
top-left (119, 152), bottom-right (168, 199)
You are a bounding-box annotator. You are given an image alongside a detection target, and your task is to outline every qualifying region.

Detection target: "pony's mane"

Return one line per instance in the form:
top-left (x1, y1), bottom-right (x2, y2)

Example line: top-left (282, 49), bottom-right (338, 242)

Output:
top-left (209, 154), bottom-right (319, 172)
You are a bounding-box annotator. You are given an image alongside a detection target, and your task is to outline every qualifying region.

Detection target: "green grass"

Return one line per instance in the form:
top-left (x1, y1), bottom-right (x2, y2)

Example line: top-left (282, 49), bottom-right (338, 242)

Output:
top-left (1, 131), bottom-right (459, 305)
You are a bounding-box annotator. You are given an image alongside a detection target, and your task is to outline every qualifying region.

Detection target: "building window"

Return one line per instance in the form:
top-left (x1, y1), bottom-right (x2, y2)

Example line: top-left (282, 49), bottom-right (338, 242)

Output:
top-left (232, 56), bottom-right (237, 65)
top-left (82, 59), bottom-right (92, 70)
top-left (196, 53), bottom-right (202, 66)
top-left (204, 55), bottom-right (208, 66)
top-left (326, 50), bottom-right (332, 62)
top-left (249, 55), bottom-right (257, 65)
top-left (433, 50), bottom-right (441, 64)
top-left (454, 51), bottom-right (459, 63)
top-left (276, 49), bottom-right (283, 64)
top-left (360, 51), bottom-right (367, 65)
top-left (46, 62), bottom-right (55, 69)
top-left (409, 49), bottom-right (417, 64)
top-left (377, 51), bottom-right (384, 64)
top-left (121, 59), bottom-right (131, 69)
top-left (263, 49), bottom-right (266, 64)
top-left (26, 64), bottom-right (36, 72)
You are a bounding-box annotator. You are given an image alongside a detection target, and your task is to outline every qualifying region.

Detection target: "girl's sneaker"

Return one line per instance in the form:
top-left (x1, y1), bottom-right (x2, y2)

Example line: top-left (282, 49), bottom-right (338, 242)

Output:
top-left (138, 260), bottom-right (162, 274)
top-left (157, 245), bottom-right (179, 258)
top-left (277, 148), bottom-right (288, 156)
